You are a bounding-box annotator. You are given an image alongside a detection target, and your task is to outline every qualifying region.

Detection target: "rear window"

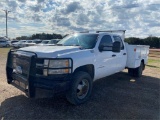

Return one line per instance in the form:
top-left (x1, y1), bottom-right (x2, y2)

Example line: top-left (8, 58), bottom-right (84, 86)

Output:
top-left (41, 41), bottom-right (49, 44)
top-left (113, 36), bottom-right (124, 50)
top-left (48, 40), bottom-right (59, 44)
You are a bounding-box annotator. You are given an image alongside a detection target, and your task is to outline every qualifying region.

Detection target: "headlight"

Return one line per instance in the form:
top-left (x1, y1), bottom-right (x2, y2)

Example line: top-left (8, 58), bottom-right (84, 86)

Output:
top-left (49, 59), bottom-right (70, 68)
top-left (43, 59), bottom-right (72, 75)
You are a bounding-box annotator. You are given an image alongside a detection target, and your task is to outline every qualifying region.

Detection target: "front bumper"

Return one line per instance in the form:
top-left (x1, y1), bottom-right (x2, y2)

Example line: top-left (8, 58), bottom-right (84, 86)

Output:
top-left (6, 50), bottom-right (73, 98)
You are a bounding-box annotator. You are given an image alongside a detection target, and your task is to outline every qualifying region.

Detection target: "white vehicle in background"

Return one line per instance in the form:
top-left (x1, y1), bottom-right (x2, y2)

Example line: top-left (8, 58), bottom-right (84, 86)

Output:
top-left (0, 40), bottom-right (10, 47)
top-left (21, 40), bottom-right (33, 47)
top-left (25, 40), bottom-right (42, 47)
top-left (36, 40), bottom-right (50, 46)
top-left (12, 40), bottom-right (26, 48)
top-left (6, 30), bottom-right (149, 105)
top-left (8, 40), bottom-right (19, 47)
top-left (45, 39), bottom-right (60, 46)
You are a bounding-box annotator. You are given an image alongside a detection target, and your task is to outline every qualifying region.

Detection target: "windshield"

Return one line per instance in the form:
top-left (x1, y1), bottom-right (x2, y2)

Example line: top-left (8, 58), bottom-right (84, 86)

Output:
top-left (48, 40), bottom-right (58, 44)
top-left (33, 41), bottom-right (41, 43)
top-left (41, 40), bottom-right (49, 44)
top-left (26, 41), bottom-right (32, 43)
top-left (57, 34), bottom-right (98, 49)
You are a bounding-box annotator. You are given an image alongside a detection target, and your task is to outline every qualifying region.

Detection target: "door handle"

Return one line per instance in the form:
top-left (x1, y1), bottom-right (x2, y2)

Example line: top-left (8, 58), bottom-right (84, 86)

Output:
top-left (123, 53), bottom-right (126, 55)
top-left (112, 54), bottom-right (116, 57)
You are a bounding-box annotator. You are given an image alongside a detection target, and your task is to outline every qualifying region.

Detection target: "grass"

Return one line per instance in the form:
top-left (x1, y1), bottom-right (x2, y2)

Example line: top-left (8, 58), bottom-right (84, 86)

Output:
top-left (147, 58), bottom-right (160, 69)
top-left (148, 49), bottom-right (160, 68)
top-left (148, 59), bottom-right (160, 63)
top-left (0, 47), bottom-right (11, 56)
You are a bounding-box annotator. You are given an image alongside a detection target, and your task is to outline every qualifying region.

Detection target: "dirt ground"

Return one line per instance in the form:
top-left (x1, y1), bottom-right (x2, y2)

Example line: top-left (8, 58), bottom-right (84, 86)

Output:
top-left (0, 48), bottom-right (160, 119)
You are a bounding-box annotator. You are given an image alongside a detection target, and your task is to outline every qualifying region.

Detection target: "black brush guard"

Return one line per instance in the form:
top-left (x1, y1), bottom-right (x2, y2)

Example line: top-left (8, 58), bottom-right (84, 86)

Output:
top-left (6, 49), bottom-right (73, 98)
top-left (6, 50), bottom-right (37, 97)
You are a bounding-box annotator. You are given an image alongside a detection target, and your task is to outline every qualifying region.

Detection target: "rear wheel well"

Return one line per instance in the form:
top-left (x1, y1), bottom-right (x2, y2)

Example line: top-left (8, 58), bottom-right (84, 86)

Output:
top-left (74, 65), bottom-right (94, 79)
top-left (141, 59), bottom-right (145, 70)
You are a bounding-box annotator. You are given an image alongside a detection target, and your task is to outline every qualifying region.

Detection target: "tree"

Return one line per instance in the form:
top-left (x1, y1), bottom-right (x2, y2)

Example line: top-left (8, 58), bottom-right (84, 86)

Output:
top-left (125, 37), bottom-right (160, 48)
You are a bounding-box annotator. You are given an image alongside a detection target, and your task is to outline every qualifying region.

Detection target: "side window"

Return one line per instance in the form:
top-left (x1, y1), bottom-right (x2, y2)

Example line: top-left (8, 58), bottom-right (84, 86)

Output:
top-left (113, 36), bottom-right (124, 50)
top-left (99, 35), bottom-right (113, 46)
top-left (99, 35), bottom-right (113, 51)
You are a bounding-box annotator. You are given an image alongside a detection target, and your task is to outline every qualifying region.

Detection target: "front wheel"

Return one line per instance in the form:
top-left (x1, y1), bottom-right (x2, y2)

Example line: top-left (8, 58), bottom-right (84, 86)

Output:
top-left (66, 71), bottom-right (93, 105)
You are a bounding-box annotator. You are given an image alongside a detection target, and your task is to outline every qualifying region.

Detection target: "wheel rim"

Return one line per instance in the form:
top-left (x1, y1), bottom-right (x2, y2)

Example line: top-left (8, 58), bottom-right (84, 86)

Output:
top-left (77, 79), bottom-right (89, 99)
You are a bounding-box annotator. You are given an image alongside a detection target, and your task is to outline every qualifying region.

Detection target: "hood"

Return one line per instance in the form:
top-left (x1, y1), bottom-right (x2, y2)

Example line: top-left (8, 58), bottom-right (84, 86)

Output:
top-left (19, 46), bottom-right (80, 58)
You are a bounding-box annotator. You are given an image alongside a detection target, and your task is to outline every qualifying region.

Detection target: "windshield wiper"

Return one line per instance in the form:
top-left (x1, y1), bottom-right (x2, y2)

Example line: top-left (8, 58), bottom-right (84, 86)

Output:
top-left (71, 44), bottom-right (85, 49)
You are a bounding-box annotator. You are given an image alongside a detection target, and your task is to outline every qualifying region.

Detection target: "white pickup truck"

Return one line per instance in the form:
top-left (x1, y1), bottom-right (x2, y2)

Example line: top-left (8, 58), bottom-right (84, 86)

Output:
top-left (6, 30), bottom-right (149, 105)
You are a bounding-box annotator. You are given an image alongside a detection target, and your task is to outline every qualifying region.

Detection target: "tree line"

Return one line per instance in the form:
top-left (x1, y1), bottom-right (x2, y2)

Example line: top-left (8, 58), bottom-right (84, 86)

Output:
top-left (16, 33), bottom-right (63, 40)
top-left (125, 37), bottom-right (160, 48)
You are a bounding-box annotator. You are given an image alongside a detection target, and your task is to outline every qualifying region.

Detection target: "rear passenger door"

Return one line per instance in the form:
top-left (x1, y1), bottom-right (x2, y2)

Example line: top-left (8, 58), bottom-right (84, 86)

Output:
top-left (112, 36), bottom-right (127, 71)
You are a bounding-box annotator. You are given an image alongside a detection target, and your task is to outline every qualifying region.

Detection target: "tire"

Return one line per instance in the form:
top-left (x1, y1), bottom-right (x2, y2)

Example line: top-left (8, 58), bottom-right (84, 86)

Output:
top-left (128, 68), bottom-right (134, 76)
top-left (7, 79), bottom-right (12, 84)
top-left (134, 62), bottom-right (144, 77)
top-left (66, 71), bottom-right (93, 105)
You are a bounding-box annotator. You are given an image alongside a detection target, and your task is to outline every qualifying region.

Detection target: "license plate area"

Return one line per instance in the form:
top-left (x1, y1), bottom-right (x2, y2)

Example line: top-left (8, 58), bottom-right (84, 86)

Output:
top-left (13, 80), bottom-right (28, 91)
top-left (12, 73), bottom-right (29, 93)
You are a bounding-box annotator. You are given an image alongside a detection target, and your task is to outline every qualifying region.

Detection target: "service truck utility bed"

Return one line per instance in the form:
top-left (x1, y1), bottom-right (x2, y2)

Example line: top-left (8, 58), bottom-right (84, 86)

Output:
top-left (126, 43), bottom-right (149, 68)
top-left (6, 30), bottom-right (150, 105)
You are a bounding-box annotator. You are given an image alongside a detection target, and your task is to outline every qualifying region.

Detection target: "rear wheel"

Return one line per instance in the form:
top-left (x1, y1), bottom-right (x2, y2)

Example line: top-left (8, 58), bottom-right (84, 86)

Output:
top-left (128, 62), bottom-right (144, 77)
top-left (128, 68), bottom-right (134, 76)
top-left (134, 62), bottom-right (144, 77)
top-left (66, 71), bottom-right (93, 105)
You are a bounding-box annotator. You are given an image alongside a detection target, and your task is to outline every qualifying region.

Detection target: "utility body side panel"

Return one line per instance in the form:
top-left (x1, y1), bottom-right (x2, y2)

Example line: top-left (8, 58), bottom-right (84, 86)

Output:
top-left (125, 43), bottom-right (149, 68)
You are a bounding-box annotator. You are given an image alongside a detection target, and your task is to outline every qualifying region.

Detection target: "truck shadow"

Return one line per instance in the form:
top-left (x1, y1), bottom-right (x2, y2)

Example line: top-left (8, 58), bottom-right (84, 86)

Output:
top-left (147, 64), bottom-right (160, 68)
top-left (0, 72), bottom-right (160, 119)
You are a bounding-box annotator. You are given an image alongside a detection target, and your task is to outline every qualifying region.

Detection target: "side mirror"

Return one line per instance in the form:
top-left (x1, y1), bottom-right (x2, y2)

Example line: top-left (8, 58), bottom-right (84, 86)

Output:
top-left (99, 45), bottom-right (112, 52)
top-left (112, 41), bottom-right (121, 52)
top-left (99, 45), bottom-right (104, 52)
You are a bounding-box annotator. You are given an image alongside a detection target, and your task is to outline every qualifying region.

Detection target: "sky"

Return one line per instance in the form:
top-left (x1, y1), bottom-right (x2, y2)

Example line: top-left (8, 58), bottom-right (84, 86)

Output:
top-left (0, 0), bottom-right (160, 39)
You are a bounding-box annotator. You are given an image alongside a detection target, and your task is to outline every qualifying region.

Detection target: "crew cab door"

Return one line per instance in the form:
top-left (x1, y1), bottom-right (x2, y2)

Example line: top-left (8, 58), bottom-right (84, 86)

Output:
top-left (95, 35), bottom-right (116, 80)
top-left (112, 35), bottom-right (127, 71)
